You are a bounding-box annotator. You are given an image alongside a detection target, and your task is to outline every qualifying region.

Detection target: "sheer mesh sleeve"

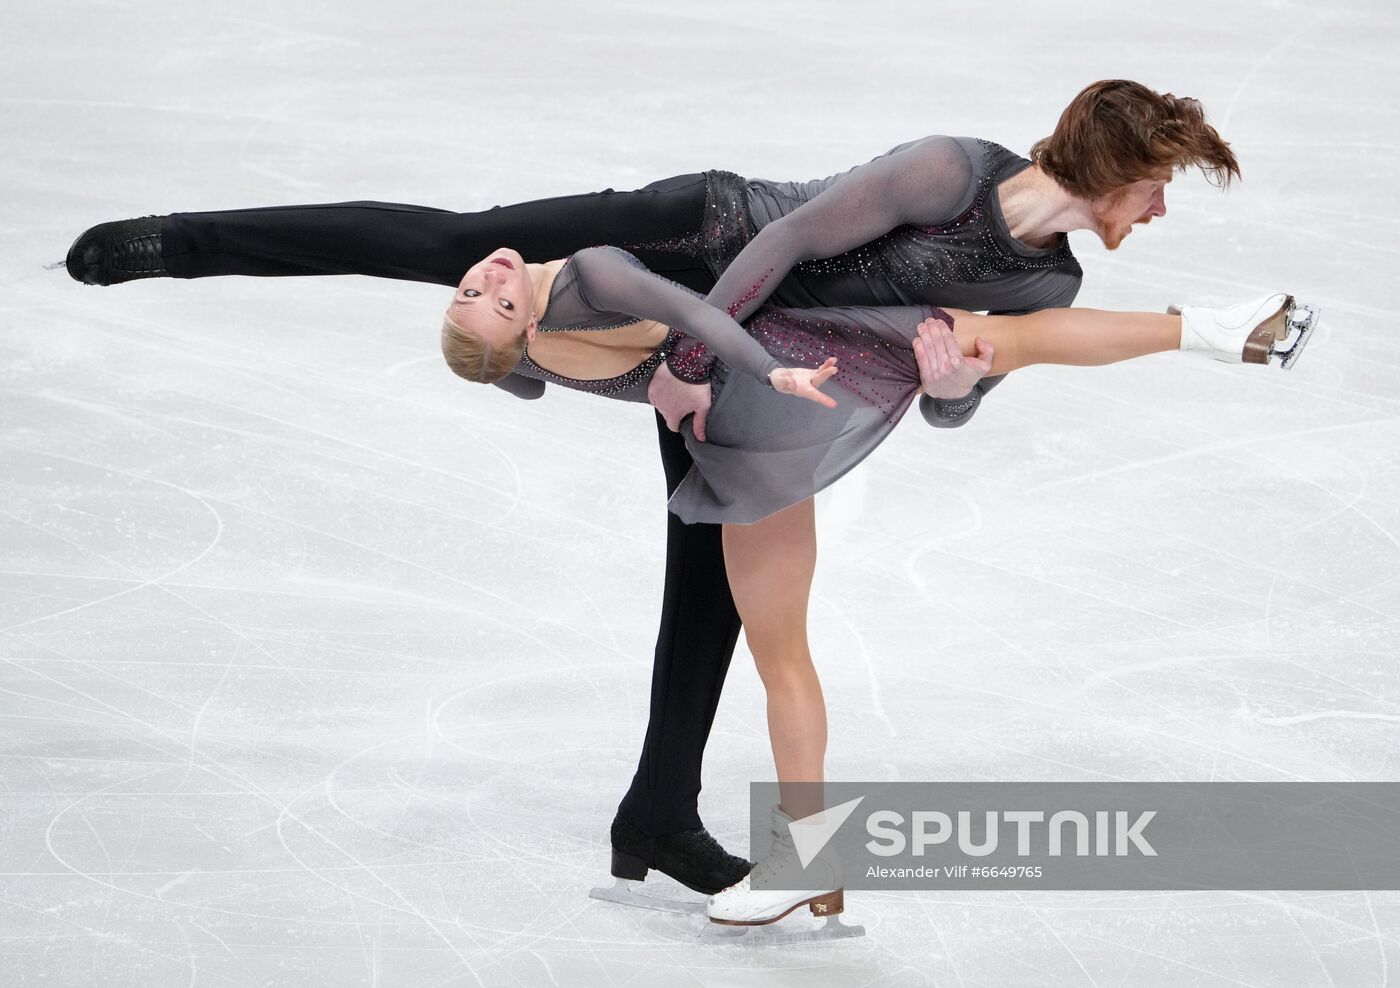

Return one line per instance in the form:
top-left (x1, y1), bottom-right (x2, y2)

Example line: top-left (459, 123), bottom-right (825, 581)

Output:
top-left (707, 136), bottom-right (977, 322)
top-left (665, 335), bottom-right (716, 384)
top-left (492, 372), bottom-right (546, 400)
top-left (568, 246), bottom-right (782, 385)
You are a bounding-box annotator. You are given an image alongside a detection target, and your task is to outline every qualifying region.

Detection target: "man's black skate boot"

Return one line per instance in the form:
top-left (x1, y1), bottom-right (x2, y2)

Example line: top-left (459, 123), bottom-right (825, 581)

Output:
top-left (610, 814), bottom-right (750, 894)
top-left (66, 217), bottom-right (167, 286)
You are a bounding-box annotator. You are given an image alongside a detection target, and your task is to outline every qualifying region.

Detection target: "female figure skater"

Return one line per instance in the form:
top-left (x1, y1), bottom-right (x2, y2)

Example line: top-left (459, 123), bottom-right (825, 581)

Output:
top-left (65, 81), bottom-right (1272, 906)
top-left (437, 239), bottom-right (1313, 931)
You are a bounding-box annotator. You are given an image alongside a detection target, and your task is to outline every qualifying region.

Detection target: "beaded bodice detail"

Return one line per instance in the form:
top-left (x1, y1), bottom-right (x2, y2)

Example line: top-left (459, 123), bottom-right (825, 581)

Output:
top-left (507, 248), bottom-right (781, 404)
top-left (511, 254), bottom-right (677, 401)
top-left (707, 138), bottom-right (1081, 315)
top-left (789, 140), bottom-right (1074, 288)
top-left (518, 328), bottom-right (683, 399)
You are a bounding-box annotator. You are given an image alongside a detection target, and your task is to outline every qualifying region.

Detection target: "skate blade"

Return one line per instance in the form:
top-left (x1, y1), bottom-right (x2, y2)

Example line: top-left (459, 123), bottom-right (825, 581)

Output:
top-left (1276, 302), bottom-right (1319, 370)
top-left (589, 879), bottom-right (706, 916)
top-left (699, 915), bottom-right (866, 947)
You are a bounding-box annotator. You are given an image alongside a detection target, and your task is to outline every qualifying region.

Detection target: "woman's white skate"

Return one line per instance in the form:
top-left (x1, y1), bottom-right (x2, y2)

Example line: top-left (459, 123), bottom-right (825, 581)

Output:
top-left (698, 805), bottom-right (866, 946)
top-left (700, 875), bottom-right (865, 946)
top-left (1171, 292), bottom-right (1319, 369)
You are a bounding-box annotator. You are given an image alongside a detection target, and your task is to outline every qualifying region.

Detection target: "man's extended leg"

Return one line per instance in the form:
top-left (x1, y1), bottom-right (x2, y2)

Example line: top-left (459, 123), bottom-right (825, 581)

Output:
top-left (69, 173), bottom-right (714, 289)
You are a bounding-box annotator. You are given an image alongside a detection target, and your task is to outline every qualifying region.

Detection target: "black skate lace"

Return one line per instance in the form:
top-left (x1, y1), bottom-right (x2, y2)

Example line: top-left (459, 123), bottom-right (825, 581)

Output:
top-left (111, 234), bottom-right (164, 275)
top-left (683, 827), bottom-right (747, 868)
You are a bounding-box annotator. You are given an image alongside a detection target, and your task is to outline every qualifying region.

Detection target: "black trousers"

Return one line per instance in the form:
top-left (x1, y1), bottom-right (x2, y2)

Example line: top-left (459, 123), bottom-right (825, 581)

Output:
top-left (163, 174), bottom-right (716, 292)
top-left (163, 176), bottom-right (740, 835)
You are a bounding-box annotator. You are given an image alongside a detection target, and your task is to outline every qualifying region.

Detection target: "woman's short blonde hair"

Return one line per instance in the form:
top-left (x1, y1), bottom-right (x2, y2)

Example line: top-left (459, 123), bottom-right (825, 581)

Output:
top-left (440, 312), bottom-right (528, 385)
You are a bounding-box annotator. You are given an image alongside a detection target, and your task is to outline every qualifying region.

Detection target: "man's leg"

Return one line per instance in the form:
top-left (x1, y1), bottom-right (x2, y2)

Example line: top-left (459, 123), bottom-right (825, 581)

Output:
top-left (72, 173), bottom-right (714, 289)
top-left (616, 414), bottom-right (743, 835)
top-left (603, 413), bottom-right (750, 895)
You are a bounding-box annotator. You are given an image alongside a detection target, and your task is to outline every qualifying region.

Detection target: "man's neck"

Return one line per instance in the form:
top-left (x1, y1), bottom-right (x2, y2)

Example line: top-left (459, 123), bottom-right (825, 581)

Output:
top-left (996, 164), bottom-right (1097, 248)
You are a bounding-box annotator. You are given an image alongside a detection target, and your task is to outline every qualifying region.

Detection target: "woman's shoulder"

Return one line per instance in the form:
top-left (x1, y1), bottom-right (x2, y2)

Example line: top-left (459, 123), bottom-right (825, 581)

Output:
top-left (550, 246), bottom-right (652, 320)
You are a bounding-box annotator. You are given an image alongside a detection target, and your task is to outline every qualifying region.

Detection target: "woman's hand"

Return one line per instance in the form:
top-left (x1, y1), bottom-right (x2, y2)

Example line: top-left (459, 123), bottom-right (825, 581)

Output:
top-left (768, 357), bottom-right (839, 408)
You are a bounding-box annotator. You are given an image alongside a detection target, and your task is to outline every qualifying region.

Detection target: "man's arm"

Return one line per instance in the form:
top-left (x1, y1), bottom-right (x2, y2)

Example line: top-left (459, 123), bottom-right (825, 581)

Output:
top-left (706, 136), bottom-right (976, 322)
top-left (913, 312), bottom-right (998, 429)
top-left (918, 375), bottom-right (1004, 428)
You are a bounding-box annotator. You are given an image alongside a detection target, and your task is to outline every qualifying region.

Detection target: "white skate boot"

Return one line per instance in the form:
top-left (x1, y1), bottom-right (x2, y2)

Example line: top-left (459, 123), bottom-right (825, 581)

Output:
top-left (1170, 293), bottom-right (1318, 369)
top-left (703, 805), bottom-right (864, 946)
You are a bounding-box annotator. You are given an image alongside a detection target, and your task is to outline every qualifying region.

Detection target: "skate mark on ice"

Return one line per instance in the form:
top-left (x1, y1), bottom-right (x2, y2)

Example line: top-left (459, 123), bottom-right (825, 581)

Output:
top-left (1251, 708), bottom-right (1400, 727)
top-left (1219, 12), bottom-right (1332, 135)
top-left (0, 448), bottom-right (225, 635)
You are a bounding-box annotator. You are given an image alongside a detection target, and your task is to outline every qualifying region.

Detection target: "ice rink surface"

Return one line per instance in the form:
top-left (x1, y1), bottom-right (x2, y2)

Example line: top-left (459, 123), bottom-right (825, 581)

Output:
top-left (3, 1), bottom-right (1398, 984)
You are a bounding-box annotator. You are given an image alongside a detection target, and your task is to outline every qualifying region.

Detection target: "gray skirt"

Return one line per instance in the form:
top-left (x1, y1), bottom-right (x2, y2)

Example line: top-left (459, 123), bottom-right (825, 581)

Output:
top-left (668, 305), bottom-right (931, 525)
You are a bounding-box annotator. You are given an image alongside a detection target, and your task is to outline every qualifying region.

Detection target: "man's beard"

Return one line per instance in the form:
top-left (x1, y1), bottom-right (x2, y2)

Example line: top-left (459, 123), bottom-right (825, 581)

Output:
top-left (1096, 213), bottom-right (1150, 252)
top-left (1091, 197), bottom-right (1129, 251)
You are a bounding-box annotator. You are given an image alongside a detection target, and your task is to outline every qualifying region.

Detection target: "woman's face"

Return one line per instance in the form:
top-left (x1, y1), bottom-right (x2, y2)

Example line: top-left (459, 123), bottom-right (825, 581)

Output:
top-left (448, 247), bottom-right (535, 346)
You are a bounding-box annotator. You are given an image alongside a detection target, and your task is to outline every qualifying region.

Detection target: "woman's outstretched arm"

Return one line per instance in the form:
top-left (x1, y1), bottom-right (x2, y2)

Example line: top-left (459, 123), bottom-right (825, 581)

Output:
top-left (569, 246), bottom-right (837, 405)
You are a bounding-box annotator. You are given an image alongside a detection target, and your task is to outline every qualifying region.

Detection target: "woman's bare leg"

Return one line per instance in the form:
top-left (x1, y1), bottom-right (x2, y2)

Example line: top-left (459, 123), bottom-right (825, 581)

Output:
top-left (722, 497), bottom-right (825, 822)
top-left (939, 307), bottom-right (1181, 374)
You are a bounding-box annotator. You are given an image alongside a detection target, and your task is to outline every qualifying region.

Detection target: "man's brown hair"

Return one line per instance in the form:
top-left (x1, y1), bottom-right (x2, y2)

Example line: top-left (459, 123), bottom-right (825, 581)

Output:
top-left (1030, 80), bottom-right (1241, 199)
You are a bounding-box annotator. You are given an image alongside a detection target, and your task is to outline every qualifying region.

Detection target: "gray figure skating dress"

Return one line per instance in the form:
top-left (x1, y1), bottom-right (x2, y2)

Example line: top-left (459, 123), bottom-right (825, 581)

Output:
top-left (505, 246), bottom-right (942, 524)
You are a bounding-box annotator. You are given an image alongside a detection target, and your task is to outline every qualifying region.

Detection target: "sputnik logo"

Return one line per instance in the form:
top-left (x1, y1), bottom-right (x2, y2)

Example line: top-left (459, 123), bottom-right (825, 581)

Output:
top-left (788, 797), bottom-right (866, 867)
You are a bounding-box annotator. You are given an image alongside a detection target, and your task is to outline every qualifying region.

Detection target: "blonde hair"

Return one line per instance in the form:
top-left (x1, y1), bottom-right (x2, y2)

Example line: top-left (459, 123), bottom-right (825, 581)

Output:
top-left (440, 311), bottom-right (528, 385)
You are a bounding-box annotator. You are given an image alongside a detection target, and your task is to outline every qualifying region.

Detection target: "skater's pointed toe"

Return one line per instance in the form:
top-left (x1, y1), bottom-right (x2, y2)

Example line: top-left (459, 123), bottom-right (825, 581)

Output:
top-left (65, 216), bottom-right (167, 286)
top-left (64, 235), bottom-right (99, 285)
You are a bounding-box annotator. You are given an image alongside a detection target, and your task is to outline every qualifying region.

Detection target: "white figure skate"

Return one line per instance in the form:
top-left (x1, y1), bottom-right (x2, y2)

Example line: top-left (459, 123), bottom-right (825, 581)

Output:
top-left (701, 806), bottom-right (865, 946)
top-left (1171, 292), bottom-right (1318, 369)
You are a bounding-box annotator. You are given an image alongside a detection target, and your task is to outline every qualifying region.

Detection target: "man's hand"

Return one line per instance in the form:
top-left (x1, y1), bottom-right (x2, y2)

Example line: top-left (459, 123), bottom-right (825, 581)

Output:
top-left (913, 315), bottom-right (993, 400)
top-left (648, 360), bottom-right (712, 442)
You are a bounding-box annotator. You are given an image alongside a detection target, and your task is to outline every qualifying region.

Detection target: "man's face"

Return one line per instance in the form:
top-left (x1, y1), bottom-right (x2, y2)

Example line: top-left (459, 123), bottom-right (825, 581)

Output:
top-left (1091, 172), bottom-right (1172, 250)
